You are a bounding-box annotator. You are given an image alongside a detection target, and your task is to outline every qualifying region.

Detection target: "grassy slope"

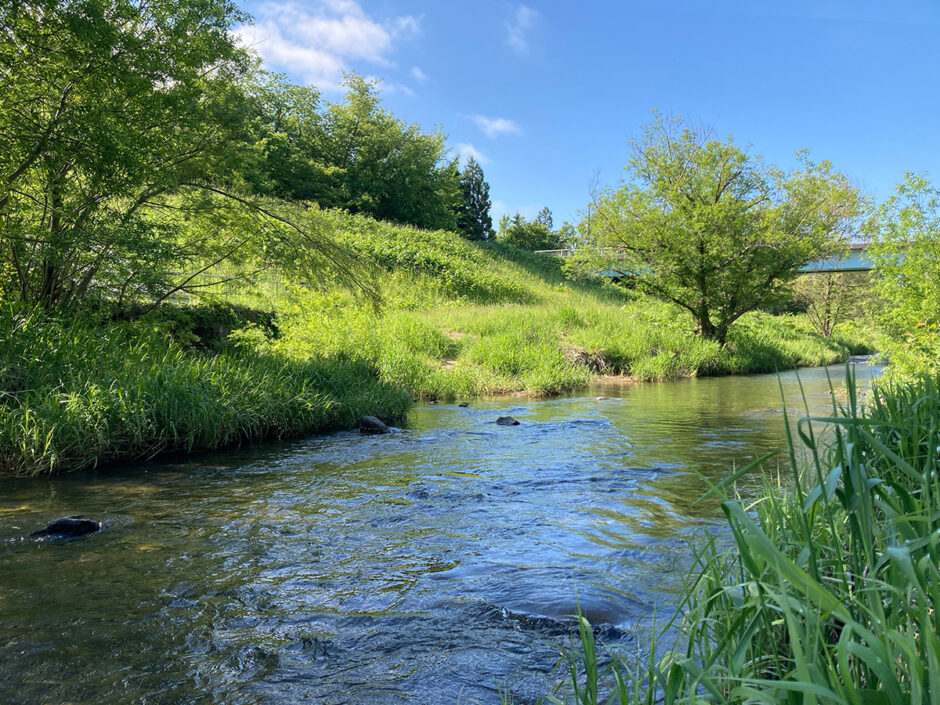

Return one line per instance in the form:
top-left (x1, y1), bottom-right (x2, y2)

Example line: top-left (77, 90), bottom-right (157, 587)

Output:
top-left (246, 208), bottom-right (873, 400)
top-left (0, 207), bottom-right (872, 474)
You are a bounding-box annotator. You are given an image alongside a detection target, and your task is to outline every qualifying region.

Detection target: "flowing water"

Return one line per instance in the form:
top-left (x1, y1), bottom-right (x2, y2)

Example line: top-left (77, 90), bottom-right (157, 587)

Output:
top-left (0, 362), bottom-right (881, 705)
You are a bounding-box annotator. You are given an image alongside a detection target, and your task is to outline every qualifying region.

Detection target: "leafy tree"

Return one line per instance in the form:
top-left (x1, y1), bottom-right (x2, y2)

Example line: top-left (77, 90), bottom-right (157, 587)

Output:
top-left (0, 1), bottom-right (373, 310)
top-left (496, 212), bottom-right (560, 251)
top-left (868, 173), bottom-right (940, 376)
top-left (583, 115), bottom-right (863, 343)
top-left (793, 270), bottom-right (869, 339)
top-left (320, 75), bottom-right (459, 231)
top-left (0, 0), bottom-right (249, 307)
top-left (456, 157), bottom-right (494, 240)
top-left (242, 70), bottom-right (336, 202)
top-left (535, 206), bottom-right (553, 230)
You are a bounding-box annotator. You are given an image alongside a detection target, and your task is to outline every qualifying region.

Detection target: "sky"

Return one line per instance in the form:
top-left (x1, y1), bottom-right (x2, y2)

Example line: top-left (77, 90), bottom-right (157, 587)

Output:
top-left (234, 0), bottom-right (940, 226)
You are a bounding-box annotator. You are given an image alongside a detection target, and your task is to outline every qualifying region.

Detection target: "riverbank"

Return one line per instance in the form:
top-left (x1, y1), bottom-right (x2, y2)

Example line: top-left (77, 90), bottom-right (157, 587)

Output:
top-left (0, 211), bottom-right (876, 476)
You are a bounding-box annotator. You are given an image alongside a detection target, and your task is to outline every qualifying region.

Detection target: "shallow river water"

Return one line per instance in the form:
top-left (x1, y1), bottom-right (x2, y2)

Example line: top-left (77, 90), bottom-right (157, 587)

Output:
top-left (0, 362), bottom-right (880, 705)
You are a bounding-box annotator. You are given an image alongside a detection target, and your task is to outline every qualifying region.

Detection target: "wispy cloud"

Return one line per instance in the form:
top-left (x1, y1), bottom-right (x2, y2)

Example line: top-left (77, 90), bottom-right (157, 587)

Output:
top-left (410, 66), bottom-right (427, 82)
top-left (233, 1), bottom-right (420, 90)
top-left (505, 5), bottom-right (539, 54)
top-left (470, 114), bottom-right (522, 138)
top-left (454, 143), bottom-right (490, 166)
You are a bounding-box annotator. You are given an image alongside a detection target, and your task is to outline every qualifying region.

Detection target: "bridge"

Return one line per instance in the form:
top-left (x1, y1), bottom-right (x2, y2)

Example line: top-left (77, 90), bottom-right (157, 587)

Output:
top-left (535, 241), bottom-right (878, 274)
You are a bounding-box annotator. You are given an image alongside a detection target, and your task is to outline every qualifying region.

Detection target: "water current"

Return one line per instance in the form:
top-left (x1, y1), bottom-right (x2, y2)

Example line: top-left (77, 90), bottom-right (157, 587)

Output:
top-left (0, 361), bottom-right (881, 704)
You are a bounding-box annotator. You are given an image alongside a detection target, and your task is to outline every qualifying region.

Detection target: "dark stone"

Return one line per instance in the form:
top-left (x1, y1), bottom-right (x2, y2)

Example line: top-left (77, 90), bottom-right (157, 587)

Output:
top-left (30, 516), bottom-right (101, 539)
top-left (496, 416), bottom-right (520, 426)
top-left (359, 415), bottom-right (391, 435)
top-left (458, 402), bottom-right (469, 408)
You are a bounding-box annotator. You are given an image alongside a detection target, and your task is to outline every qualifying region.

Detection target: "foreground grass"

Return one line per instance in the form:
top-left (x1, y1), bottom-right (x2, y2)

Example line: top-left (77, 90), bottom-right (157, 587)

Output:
top-left (539, 369), bottom-right (940, 705)
top-left (0, 305), bottom-right (410, 476)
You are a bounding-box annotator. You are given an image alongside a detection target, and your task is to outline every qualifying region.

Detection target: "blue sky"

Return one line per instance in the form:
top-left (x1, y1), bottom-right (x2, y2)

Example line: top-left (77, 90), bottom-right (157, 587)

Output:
top-left (235, 0), bottom-right (940, 226)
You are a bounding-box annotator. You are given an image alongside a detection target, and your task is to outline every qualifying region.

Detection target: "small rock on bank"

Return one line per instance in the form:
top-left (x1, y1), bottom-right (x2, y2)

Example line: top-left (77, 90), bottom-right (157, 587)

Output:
top-left (30, 516), bottom-right (101, 539)
top-left (496, 416), bottom-right (520, 426)
top-left (359, 416), bottom-right (391, 434)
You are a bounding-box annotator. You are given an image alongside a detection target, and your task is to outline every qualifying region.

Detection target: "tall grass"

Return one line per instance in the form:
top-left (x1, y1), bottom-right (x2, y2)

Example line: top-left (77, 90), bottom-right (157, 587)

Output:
top-left (537, 368), bottom-right (940, 704)
top-left (0, 305), bottom-right (410, 476)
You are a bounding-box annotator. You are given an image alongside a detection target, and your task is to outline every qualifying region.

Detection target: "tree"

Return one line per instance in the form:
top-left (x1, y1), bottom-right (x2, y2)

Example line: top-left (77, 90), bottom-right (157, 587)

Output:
top-left (0, 3), bottom-right (377, 311)
top-left (536, 206), bottom-right (553, 230)
top-left (584, 115), bottom-right (862, 343)
top-left (320, 74), bottom-right (460, 231)
top-left (496, 212), bottom-right (560, 251)
top-left (868, 173), bottom-right (940, 376)
top-left (793, 271), bottom-right (869, 339)
top-left (0, 0), bottom-right (250, 307)
top-left (456, 157), bottom-right (494, 240)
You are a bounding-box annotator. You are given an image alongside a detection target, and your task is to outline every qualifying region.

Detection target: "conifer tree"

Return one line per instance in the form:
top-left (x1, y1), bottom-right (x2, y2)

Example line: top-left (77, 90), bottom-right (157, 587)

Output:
top-left (456, 157), bottom-right (494, 240)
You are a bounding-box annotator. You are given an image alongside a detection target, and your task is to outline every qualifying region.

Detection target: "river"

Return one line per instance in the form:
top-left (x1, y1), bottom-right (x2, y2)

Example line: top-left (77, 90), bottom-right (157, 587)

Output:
top-left (0, 361), bottom-right (880, 704)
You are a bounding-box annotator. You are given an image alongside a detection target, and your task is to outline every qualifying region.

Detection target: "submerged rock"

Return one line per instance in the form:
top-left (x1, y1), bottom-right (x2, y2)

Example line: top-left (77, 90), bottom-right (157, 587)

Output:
top-left (30, 516), bottom-right (101, 539)
top-left (496, 416), bottom-right (520, 426)
top-left (359, 416), bottom-right (391, 435)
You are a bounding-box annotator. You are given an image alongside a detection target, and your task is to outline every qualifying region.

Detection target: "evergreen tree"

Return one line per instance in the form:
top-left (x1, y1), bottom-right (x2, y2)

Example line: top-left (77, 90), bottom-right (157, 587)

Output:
top-left (456, 157), bottom-right (494, 240)
top-left (536, 206), bottom-right (553, 230)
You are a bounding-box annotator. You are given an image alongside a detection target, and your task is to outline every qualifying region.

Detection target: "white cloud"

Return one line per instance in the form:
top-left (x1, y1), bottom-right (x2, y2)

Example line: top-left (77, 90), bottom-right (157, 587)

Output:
top-left (470, 114), bottom-right (522, 138)
top-left (454, 143), bottom-right (490, 166)
top-left (233, 1), bottom-right (420, 90)
top-left (411, 66), bottom-right (427, 82)
top-left (506, 5), bottom-right (539, 54)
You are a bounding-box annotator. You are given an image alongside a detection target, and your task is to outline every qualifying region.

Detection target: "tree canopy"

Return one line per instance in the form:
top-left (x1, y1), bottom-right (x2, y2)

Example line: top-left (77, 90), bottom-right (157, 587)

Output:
top-left (582, 115), bottom-right (863, 343)
top-left (0, 1), bottom-right (462, 310)
top-left (0, 0), bottom-right (252, 307)
top-left (456, 157), bottom-right (494, 240)
top-left (244, 72), bottom-right (460, 232)
top-left (868, 173), bottom-right (940, 376)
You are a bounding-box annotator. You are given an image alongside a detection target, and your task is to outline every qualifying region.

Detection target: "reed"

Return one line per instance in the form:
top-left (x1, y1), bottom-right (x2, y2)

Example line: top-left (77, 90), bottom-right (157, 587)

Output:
top-left (539, 367), bottom-right (940, 704)
top-left (0, 304), bottom-right (410, 476)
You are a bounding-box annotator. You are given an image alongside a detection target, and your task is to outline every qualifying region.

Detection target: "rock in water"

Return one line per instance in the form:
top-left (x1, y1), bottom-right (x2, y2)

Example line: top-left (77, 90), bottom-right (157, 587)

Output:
top-left (359, 416), bottom-right (391, 435)
top-left (30, 516), bottom-right (101, 539)
top-left (496, 416), bottom-right (520, 426)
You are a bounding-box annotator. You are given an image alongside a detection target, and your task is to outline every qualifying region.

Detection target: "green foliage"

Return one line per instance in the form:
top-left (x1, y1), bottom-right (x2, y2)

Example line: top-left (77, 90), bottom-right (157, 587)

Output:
top-left (0, 304), bottom-right (410, 475)
top-left (583, 114), bottom-right (864, 343)
top-left (250, 215), bottom-right (864, 401)
top-left (0, 0), bottom-right (250, 308)
top-left (497, 212), bottom-right (564, 251)
top-left (869, 173), bottom-right (940, 378)
top-left (793, 271), bottom-right (872, 339)
top-left (456, 157), bottom-right (495, 240)
top-left (245, 72), bottom-right (460, 231)
top-left (550, 369), bottom-right (940, 704)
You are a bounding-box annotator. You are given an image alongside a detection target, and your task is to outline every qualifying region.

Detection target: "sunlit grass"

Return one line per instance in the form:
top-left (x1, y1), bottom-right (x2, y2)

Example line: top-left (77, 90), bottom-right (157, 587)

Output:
top-left (0, 304), bottom-right (410, 476)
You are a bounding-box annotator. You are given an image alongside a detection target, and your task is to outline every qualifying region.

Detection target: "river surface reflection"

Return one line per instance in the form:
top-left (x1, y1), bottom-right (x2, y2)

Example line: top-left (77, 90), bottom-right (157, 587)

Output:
top-left (0, 362), bottom-right (881, 704)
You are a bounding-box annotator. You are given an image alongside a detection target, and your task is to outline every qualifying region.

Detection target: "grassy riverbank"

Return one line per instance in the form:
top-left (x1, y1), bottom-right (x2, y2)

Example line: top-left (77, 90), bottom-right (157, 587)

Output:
top-left (545, 369), bottom-right (940, 705)
top-left (1, 209), bottom-right (875, 475)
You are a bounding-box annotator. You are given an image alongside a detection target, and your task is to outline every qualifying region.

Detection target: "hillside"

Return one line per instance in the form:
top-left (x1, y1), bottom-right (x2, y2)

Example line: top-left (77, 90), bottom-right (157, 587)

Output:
top-left (0, 208), bottom-right (871, 475)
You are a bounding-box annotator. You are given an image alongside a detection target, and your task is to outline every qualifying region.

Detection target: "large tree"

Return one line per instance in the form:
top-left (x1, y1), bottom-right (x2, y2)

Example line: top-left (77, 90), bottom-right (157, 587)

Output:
top-left (868, 173), bottom-right (940, 376)
top-left (0, 0), bottom-right (251, 307)
top-left (584, 115), bottom-right (862, 343)
top-left (0, 1), bottom-right (373, 310)
top-left (320, 75), bottom-right (460, 231)
top-left (455, 156), bottom-right (494, 240)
